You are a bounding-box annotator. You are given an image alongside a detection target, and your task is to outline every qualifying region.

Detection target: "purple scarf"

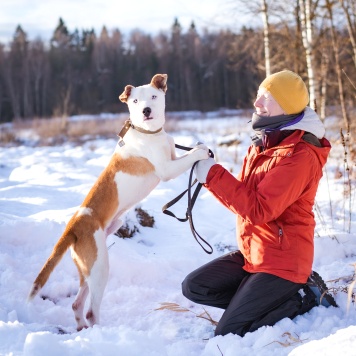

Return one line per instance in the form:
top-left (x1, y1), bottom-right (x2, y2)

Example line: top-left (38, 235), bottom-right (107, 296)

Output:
top-left (251, 112), bottom-right (304, 148)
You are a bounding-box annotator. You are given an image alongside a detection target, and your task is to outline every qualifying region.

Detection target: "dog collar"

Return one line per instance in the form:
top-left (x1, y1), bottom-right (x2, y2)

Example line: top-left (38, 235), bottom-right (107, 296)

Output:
top-left (117, 119), bottom-right (162, 147)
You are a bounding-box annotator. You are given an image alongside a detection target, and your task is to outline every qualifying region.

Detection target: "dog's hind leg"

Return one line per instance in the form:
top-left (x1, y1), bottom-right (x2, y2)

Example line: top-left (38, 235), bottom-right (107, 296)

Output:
top-left (106, 217), bottom-right (123, 236)
top-left (72, 254), bottom-right (89, 331)
top-left (72, 281), bottom-right (89, 331)
top-left (70, 222), bottom-right (100, 329)
top-left (85, 230), bottom-right (109, 327)
top-left (72, 258), bottom-right (89, 331)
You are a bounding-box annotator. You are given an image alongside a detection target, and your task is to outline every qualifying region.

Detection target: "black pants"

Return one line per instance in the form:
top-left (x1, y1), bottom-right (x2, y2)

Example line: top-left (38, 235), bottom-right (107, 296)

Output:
top-left (182, 250), bottom-right (306, 337)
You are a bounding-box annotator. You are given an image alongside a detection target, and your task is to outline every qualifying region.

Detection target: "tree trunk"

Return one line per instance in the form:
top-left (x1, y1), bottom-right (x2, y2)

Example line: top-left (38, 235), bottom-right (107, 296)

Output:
top-left (299, 0), bottom-right (317, 111)
top-left (327, 0), bottom-right (350, 129)
top-left (319, 51), bottom-right (329, 122)
top-left (261, 0), bottom-right (271, 76)
top-left (4, 65), bottom-right (20, 119)
top-left (339, 0), bottom-right (356, 68)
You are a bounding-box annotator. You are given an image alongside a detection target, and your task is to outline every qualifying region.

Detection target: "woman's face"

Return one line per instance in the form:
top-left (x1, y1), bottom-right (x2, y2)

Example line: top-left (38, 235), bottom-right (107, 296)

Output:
top-left (254, 87), bottom-right (285, 117)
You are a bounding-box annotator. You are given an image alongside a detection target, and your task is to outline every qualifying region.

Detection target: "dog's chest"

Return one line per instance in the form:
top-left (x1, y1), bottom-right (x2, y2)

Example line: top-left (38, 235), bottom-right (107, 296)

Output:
top-left (111, 153), bottom-right (160, 209)
top-left (115, 130), bottom-right (171, 162)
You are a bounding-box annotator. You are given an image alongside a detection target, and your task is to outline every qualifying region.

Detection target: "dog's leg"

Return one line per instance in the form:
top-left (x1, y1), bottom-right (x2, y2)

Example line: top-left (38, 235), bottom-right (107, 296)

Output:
top-left (72, 280), bottom-right (89, 331)
top-left (71, 252), bottom-right (90, 330)
top-left (156, 142), bottom-right (209, 181)
top-left (106, 218), bottom-right (123, 236)
top-left (85, 229), bottom-right (109, 327)
top-left (151, 136), bottom-right (209, 181)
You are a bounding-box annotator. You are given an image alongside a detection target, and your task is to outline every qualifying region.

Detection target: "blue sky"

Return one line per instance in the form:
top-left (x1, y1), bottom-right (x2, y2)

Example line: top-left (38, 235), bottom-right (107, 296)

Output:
top-left (0, 0), bottom-right (252, 43)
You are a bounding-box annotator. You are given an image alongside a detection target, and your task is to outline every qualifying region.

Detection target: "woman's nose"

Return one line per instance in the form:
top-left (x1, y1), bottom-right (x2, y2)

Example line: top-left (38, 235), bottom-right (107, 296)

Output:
top-left (254, 96), bottom-right (262, 108)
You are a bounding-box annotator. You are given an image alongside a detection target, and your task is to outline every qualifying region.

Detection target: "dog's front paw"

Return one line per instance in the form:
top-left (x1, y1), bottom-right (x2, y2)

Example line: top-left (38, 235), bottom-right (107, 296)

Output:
top-left (191, 146), bottom-right (210, 160)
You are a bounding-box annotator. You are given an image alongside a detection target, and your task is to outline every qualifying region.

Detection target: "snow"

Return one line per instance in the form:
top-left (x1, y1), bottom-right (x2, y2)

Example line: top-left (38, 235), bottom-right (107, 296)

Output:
top-left (0, 112), bottom-right (355, 356)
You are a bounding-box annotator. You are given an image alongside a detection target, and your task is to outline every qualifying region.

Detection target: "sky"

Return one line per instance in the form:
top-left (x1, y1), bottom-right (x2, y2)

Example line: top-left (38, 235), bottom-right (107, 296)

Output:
top-left (0, 0), bottom-right (251, 44)
top-left (0, 111), bottom-right (356, 355)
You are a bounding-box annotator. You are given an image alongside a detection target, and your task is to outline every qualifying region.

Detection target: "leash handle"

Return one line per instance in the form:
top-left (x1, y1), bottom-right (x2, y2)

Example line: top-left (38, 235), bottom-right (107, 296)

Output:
top-left (162, 143), bottom-right (214, 254)
top-left (161, 179), bottom-right (197, 222)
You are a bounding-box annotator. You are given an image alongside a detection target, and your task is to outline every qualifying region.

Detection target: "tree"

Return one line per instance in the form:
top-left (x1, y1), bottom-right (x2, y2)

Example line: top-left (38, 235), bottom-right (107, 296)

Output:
top-left (5, 25), bottom-right (30, 119)
top-left (339, 0), bottom-right (356, 68)
top-left (49, 18), bottom-right (73, 118)
top-left (298, 0), bottom-right (317, 111)
top-left (0, 44), bottom-right (8, 121)
top-left (325, 0), bottom-right (350, 129)
top-left (169, 18), bottom-right (184, 110)
top-left (28, 39), bottom-right (49, 117)
top-left (261, 0), bottom-right (271, 76)
top-left (0, 11), bottom-right (354, 122)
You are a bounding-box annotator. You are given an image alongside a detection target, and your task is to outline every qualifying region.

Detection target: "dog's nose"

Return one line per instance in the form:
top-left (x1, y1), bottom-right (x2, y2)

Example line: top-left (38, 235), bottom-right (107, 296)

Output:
top-left (143, 107), bottom-right (151, 118)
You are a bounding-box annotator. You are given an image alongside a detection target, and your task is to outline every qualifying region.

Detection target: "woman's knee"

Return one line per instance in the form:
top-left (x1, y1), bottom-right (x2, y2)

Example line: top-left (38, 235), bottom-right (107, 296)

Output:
top-left (181, 274), bottom-right (197, 301)
top-left (181, 273), bottom-right (209, 303)
top-left (181, 275), bottom-right (191, 299)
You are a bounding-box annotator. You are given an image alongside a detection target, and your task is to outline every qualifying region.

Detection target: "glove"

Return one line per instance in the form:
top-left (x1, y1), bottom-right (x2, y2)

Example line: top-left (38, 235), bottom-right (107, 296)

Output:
top-left (194, 157), bottom-right (216, 184)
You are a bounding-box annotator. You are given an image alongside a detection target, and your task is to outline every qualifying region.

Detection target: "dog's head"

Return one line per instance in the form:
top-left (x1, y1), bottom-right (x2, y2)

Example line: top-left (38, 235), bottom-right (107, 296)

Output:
top-left (119, 74), bottom-right (167, 131)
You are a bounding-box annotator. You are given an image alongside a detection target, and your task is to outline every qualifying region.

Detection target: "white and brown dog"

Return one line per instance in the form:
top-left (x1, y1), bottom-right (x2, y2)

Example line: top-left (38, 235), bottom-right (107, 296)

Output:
top-left (28, 74), bottom-right (209, 331)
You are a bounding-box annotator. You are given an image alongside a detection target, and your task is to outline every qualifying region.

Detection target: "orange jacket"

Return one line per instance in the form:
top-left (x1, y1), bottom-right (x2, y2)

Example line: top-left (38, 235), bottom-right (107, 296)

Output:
top-left (205, 130), bottom-right (331, 283)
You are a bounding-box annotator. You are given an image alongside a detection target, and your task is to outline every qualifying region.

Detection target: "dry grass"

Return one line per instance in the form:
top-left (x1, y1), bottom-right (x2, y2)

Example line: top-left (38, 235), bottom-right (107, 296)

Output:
top-left (1, 106), bottom-right (354, 147)
top-left (325, 272), bottom-right (356, 309)
top-left (154, 302), bottom-right (218, 326)
top-left (0, 114), bottom-right (128, 146)
top-left (0, 109), bottom-right (244, 147)
top-left (265, 332), bottom-right (308, 347)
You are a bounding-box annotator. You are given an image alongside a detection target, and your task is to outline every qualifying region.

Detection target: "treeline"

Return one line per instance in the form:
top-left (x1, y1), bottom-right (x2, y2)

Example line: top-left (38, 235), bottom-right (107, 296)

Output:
top-left (0, 18), bottom-right (257, 122)
top-left (0, 1), bottom-right (355, 123)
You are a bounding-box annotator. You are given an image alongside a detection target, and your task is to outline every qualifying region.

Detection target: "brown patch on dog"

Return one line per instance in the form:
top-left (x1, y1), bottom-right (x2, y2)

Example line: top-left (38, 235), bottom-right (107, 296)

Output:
top-left (118, 155), bottom-right (155, 175)
top-left (68, 214), bottom-right (100, 277)
top-left (65, 154), bottom-right (155, 275)
top-left (150, 74), bottom-right (168, 93)
top-left (81, 154), bottom-right (154, 228)
top-left (73, 257), bottom-right (86, 287)
top-left (119, 85), bottom-right (134, 103)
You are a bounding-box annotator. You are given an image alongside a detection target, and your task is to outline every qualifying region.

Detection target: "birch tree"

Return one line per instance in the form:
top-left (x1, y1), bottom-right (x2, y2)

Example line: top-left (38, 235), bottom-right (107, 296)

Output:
top-left (261, 0), bottom-right (271, 76)
top-left (325, 0), bottom-right (350, 129)
top-left (298, 0), bottom-right (317, 111)
top-left (339, 0), bottom-right (356, 68)
top-left (233, 0), bottom-right (271, 76)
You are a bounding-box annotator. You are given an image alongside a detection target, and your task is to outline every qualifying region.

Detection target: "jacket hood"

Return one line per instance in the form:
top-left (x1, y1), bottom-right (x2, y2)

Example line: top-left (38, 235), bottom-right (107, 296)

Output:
top-left (274, 130), bottom-right (331, 168)
top-left (281, 106), bottom-right (325, 139)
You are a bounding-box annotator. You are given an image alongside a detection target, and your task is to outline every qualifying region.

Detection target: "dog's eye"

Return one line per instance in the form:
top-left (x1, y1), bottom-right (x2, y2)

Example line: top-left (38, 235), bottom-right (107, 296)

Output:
top-left (133, 99), bottom-right (138, 103)
top-left (152, 95), bottom-right (157, 100)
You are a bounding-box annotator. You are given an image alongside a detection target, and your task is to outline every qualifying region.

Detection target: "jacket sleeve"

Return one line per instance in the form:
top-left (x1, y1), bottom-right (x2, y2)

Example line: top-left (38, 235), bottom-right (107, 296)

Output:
top-left (205, 145), bottom-right (321, 225)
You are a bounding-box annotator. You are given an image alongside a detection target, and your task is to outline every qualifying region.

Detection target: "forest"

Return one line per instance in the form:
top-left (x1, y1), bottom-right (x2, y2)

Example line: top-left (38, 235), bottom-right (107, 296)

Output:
top-left (0, 0), bottom-right (355, 127)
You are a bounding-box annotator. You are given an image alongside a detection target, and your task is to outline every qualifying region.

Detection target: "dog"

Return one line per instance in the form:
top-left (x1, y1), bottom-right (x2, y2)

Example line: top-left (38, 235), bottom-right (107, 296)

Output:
top-left (28, 74), bottom-right (209, 331)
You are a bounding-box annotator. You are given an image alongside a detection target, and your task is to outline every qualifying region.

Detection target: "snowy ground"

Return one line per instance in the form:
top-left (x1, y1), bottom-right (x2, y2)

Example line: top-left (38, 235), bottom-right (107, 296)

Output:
top-left (0, 112), bottom-right (355, 356)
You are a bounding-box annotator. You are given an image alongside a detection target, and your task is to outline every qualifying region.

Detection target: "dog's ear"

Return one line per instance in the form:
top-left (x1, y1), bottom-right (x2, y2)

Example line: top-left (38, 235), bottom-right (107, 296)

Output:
top-left (119, 85), bottom-right (135, 103)
top-left (150, 74), bottom-right (168, 93)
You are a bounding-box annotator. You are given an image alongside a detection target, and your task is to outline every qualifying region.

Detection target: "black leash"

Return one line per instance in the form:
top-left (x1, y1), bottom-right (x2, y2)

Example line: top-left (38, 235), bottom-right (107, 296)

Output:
top-left (162, 144), bottom-right (214, 254)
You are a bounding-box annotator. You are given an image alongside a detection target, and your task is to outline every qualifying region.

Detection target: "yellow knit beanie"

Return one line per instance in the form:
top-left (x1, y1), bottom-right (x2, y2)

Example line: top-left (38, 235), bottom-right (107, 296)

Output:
top-left (259, 70), bottom-right (309, 114)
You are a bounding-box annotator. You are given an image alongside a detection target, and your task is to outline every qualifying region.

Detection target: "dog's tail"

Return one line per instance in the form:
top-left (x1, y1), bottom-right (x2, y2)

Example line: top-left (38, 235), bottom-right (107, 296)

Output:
top-left (28, 231), bottom-right (76, 301)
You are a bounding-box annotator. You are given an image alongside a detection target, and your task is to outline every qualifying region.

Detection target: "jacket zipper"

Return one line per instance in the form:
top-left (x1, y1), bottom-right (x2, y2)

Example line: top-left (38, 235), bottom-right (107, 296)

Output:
top-left (278, 226), bottom-right (283, 244)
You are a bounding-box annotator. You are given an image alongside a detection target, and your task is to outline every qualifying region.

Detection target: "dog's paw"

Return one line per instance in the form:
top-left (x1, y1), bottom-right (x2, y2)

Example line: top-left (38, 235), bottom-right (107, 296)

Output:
top-left (191, 146), bottom-right (210, 160)
top-left (195, 142), bottom-right (209, 151)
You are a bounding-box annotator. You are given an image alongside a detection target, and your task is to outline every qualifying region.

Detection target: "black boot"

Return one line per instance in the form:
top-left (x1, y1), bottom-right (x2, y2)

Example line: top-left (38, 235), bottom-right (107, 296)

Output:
top-left (304, 270), bottom-right (338, 308)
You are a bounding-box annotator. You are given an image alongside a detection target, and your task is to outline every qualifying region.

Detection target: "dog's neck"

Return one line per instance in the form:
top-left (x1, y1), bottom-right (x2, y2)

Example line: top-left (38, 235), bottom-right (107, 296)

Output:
top-left (117, 119), bottom-right (163, 146)
top-left (130, 121), bottom-right (162, 135)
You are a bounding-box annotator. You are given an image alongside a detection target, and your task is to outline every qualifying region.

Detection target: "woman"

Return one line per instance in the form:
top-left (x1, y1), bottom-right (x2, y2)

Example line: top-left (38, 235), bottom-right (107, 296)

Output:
top-left (182, 70), bottom-right (337, 337)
